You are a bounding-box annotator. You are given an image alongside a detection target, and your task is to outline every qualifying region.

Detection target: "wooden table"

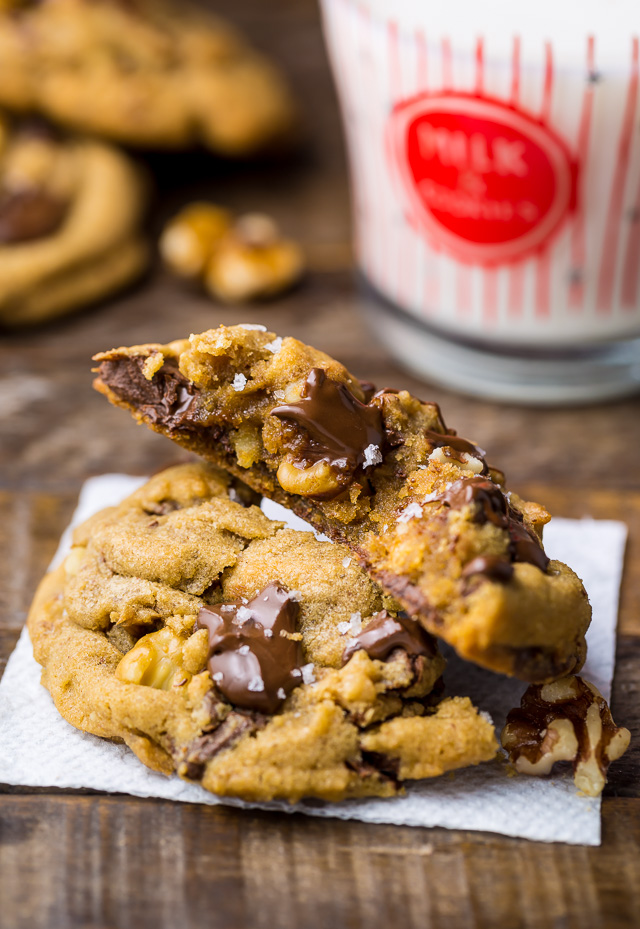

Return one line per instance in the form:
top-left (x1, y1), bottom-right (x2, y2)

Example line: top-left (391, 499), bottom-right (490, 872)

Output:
top-left (1, 2), bottom-right (639, 927)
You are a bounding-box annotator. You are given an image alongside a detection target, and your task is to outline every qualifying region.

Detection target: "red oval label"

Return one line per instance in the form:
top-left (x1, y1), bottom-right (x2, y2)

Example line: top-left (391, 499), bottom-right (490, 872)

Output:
top-left (387, 93), bottom-right (577, 265)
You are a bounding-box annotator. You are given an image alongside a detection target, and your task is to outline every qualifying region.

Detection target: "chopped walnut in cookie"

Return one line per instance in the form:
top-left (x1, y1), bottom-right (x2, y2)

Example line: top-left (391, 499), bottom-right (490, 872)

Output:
top-left (501, 675), bottom-right (630, 796)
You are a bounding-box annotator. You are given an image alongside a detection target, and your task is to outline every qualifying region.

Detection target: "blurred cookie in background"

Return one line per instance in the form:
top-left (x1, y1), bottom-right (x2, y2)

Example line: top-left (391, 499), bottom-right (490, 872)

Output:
top-left (0, 0), bottom-right (296, 155)
top-left (0, 115), bottom-right (148, 327)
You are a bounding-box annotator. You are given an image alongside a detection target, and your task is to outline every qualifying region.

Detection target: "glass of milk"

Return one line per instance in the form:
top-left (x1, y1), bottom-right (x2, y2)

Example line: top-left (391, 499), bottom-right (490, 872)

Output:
top-left (320, 0), bottom-right (640, 403)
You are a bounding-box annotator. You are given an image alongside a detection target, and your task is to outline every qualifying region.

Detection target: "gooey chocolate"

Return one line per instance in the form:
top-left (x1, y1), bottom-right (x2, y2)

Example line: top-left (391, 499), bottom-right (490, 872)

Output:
top-left (0, 187), bottom-right (69, 244)
top-left (196, 582), bottom-right (304, 714)
top-left (98, 356), bottom-right (197, 430)
top-left (342, 610), bottom-right (438, 665)
top-left (442, 477), bottom-right (550, 576)
top-left (271, 368), bottom-right (384, 483)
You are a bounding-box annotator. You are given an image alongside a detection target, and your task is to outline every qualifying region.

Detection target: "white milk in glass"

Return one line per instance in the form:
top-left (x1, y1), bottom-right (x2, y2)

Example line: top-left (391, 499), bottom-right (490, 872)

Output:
top-left (320, 0), bottom-right (640, 403)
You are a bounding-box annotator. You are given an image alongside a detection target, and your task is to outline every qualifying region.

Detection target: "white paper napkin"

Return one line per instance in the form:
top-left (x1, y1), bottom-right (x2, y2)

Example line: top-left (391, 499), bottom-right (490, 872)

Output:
top-left (0, 475), bottom-right (627, 845)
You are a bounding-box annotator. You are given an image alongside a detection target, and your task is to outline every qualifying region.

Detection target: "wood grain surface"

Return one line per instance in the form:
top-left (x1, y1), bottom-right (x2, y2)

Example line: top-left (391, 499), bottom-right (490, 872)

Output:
top-left (1, 1), bottom-right (639, 927)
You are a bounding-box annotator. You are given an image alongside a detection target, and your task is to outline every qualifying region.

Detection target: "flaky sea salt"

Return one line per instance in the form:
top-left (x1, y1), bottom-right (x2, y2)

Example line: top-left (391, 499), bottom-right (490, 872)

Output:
top-left (337, 621), bottom-right (351, 635)
top-left (238, 323), bottom-right (267, 331)
top-left (349, 612), bottom-right (362, 633)
top-left (277, 688), bottom-right (286, 700)
top-left (398, 503), bottom-right (423, 523)
top-left (264, 628), bottom-right (273, 638)
top-left (301, 663), bottom-right (316, 685)
top-left (247, 676), bottom-right (265, 692)
top-left (238, 644), bottom-right (250, 655)
top-left (232, 373), bottom-right (247, 392)
top-left (266, 337), bottom-right (283, 354)
top-left (342, 556), bottom-right (351, 567)
top-left (363, 444), bottom-right (383, 468)
top-left (273, 389), bottom-right (286, 400)
top-left (235, 605), bottom-right (252, 623)
top-left (212, 671), bottom-right (224, 682)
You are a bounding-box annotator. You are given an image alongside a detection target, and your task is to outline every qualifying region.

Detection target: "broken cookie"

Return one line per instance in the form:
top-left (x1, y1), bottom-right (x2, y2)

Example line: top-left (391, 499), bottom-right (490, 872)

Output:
top-left (28, 463), bottom-right (499, 803)
top-left (93, 325), bottom-right (592, 683)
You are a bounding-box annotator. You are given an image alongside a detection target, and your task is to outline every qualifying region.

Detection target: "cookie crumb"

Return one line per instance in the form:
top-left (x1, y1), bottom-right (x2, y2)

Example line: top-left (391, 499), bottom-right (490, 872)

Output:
top-left (142, 351), bottom-right (165, 381)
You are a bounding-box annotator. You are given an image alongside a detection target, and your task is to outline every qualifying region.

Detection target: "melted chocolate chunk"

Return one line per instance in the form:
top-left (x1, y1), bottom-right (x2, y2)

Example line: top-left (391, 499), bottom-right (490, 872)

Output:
top-left (0, 187), bottom-right (68, 244)
top-left (507, 516), bottom-right (551, 572)
top-left (348, 750), bottom-right (400, 786)
top-left (442, 477), bottom-right (507, 526)
top-left (271, 367), bottom-right (384, 478)
top-left (98, 356), bottom-right (198, 431)
top-left (182, 712), bottom-right (266, 780)
top-left (462, 555), bottom-right (514, 582)
top-left (197, 582), bottom-right (304, 714)
top-left (441, 477), bottom-right (550, 574)
top-left (504, 677), bottom-right (619, 776)
top-left (342, 610), bottom-right (438, 665)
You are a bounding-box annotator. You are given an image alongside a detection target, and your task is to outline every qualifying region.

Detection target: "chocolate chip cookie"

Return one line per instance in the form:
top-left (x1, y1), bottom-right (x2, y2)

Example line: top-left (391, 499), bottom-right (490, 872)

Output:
top-left (28, 463), bottom-right (498, 802)
top-left (0, 0), bottom-right (295, 154)
top-left (93, 325), bottom-right (592, 683)
top-left (0, 115), bottom-right (147, 326)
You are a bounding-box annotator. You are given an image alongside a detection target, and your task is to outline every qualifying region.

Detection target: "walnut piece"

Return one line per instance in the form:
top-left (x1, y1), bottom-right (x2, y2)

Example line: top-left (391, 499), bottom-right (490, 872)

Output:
top-left (205, 211), bottom-right (304, 304)
top-left (159, 201), bottom-right (304, 303)
top-left (115, 626), bottom-right (194, 691)
top-left (159, 202), bottom-right (232, 279)
top-left (501, 675), bottom-right (630, 797)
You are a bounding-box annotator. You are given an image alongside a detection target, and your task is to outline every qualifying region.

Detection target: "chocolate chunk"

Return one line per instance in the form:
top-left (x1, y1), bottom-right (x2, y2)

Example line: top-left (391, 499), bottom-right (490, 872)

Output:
top-left (507, 516), bottom-right (551, 572)
top-left (98, 356), bottom-right (199, 431)
top-left (342, 610), bottom-right (438, 665)
top-left (271, 367), bottom-right (384, 480)
top-left (348, 750), bottom-right (400, 785)
top-left (0, 187), bottom-right (68, 244)
top-left (442, 477), bottom-right (507, 526)
top-left (462, 555), bottom-right (514, 583)
top-left (197, 582), bottom-right (304, 714)
top-left (441, 477), bottom-right (549, 574)
top-left (183, 712), bottom-right (266, 779)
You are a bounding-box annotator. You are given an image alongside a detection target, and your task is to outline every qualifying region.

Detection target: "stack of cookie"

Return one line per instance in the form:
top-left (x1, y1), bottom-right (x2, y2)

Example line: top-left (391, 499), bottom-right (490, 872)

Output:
top-left (27, 325), bottom-right (630, 803)
top-left (0, 0), bottom-right (296, 326)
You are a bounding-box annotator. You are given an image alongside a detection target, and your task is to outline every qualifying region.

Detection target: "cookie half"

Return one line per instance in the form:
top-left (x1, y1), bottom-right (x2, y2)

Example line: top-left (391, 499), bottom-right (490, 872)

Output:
top-left (28, 463), bottom-right (497, 803)
top-left (93, 326), bottom-right (592, 683)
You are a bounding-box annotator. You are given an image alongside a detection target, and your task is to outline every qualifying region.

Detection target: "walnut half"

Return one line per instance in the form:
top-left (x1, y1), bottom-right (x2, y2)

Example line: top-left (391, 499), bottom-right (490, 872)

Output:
top-left (501, 675), bottom-right (630, 797)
